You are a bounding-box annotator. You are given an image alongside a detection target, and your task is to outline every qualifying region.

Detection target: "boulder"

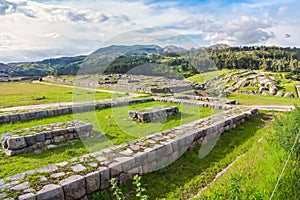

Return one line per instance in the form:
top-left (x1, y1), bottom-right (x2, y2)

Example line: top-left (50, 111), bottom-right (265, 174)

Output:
top-left (259, 86), bottom-right (268, 94)
top-left (284, 93), bottom-right (294, 98)
top-left (269, 86), bottom-right (278, 95)
top-left (276, 91), bottom-right (285, 97)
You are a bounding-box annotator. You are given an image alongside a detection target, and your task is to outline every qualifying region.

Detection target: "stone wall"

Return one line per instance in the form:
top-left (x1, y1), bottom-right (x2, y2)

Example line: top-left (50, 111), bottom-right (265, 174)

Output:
top-left (0, 98), bottom-right (154, 125)
top-left (154, 97), bottom-right (233, 110)
top-left (129, 106), bottom-right (179, 122)
top-left (174, 94), bottom-right (237, 105)
top-left (0, 107), bottom-right (259, 200)
top-left (1, 121), bottom-right (92, 156)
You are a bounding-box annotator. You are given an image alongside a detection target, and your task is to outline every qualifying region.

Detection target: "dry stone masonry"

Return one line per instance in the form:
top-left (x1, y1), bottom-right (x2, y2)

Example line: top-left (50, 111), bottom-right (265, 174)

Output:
top-left (129, 106), bottom-right (179, 122)
top-left (0, 106), bottom-right (259, 200)
top-left (0, 98), bottom-right (154, 125)
top-left (1, 121), bottom-right (92, 156)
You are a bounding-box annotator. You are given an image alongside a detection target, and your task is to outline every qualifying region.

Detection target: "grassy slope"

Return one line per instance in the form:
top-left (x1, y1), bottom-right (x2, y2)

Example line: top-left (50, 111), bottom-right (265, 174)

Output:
top-left (187, 70), bottom-right (300, 106)
top-left (227, 93), bottom-right (300, 106)
top-left (0, 82), bottom-right (122, 109)
top-left (199, 111), bottom-right (300, 200)
top-left (93, 113), bottom-right (272, 200)
top-left (0, 102), bottom-right (217, 178)
top-left (186, 70), bottom-right (228, 83)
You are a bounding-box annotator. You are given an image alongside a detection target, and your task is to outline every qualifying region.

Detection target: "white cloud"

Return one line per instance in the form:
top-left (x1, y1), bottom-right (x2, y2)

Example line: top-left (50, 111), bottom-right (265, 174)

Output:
top-left (0, 0), bottom-right (299, 62)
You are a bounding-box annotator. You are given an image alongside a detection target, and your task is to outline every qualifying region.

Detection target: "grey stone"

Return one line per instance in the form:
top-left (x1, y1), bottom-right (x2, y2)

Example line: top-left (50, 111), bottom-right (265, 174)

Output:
top-left (0, 192), bottom-right (7, 199)
top-left (53, 136), bottom-right (65, 143)
top-left (6, 137), bottom-right (27, 150)
top-left (34, 149), bottom-right (43, 154)
top-left (51, 172), bottom-right (65, 178)
top-left (36, 184), bottom-right (64, 200)
top-left (37, 165), bottom-right (58, 173)
top-left (56, 161), bottom-right (69, 167)
top-left (10, 173), bottom-right (26, 181)
top-left (116, 157), bottom-right (136, 172)
top-left (99, 167), bottom-right (110, 190)
top-left (40, 176), bottom-right (47, 182)
top-left (60, 175), bottom-right (86, 200)
top-left (119, 148), bottom-right (133, 156)
top-left (43, 132), bottom-right (52, 140)
top-left (36, 133), bottom-right (45, 142)
top-left (88, 162), bottom-right (97, 167)
top-left (24, 188), bottom-right (35, 193)
top-left (24, 135), bottom-right (36, 146)
top-left (284, 92), bottom-right (294, 98)
top-left (18, 193), bottom-right (36, 200)
top-left (46, 144), bottom-right (57, 150)
top-left (11, 181), bottom-right (30, 191)
top-left (85, 171), bottom-right (100, 194)
top-left (71, 164), bottom-right (86, 172)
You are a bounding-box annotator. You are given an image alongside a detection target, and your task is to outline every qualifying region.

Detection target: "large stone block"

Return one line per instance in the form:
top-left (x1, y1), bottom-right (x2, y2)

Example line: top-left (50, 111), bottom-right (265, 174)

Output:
top-left (35, 133), bottom-right (45, 142)
top-left (60, 175), bottom-right (86, 200)
top-left (99, 167), bottom-right (110, 190)
top-left (24, 135), bottom-right (36, 146)
top-left (18, 193), bottom-right (36, 200)
top-left (85, 171), bottom-right (100, 194)
top-left (6, 137), bottom-right (27, 150)
top-left (36, 184), bottom-right (64, 200)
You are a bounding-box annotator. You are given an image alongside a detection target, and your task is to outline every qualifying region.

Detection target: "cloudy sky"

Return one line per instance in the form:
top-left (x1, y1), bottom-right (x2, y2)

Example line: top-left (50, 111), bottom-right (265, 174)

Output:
top-left (0, 0), bottom-right (299, 63)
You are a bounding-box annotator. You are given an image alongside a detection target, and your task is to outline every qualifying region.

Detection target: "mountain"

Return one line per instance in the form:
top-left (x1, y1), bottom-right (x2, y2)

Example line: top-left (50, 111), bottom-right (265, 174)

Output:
top-left (163, 45), bottom-right (187, 54)
top-left (1, 44), bottom-right (300, 79)
top-left (208, 44), bottom-right (231, 50)
top-left (0, 56), bottom-right (86, 77)
top-left (93, 45), bottom-right (163, 55)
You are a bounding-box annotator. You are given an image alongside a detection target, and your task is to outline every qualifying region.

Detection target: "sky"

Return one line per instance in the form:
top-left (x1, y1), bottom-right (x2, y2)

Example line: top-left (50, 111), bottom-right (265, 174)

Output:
top-left (0, 0), bottom-right (300, 63)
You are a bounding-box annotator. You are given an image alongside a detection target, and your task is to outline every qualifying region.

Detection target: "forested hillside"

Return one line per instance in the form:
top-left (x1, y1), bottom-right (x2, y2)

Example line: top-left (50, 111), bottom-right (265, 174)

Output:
top-left (1, 45), bottom-right (300, 79)
top-left (210, 46), bottom-right (300, 78)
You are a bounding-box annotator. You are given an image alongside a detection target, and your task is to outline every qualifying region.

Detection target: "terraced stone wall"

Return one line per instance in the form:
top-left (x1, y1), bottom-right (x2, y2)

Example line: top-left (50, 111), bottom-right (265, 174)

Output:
top-left (0, 98), bottom-right (154, 125)
top-left (0, 107), bottom-right (259, 200)
top-left (1, 121), bottom-right (92, 156)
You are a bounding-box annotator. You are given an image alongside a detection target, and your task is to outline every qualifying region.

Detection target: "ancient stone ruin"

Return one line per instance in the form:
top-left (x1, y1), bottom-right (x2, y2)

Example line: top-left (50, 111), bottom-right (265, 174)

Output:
top-left (0, 106), bottom-right (259, 200)
top-left (129, 106), bottom-right (179, 122)
top-left (1, 121), bottom-right (92, 156)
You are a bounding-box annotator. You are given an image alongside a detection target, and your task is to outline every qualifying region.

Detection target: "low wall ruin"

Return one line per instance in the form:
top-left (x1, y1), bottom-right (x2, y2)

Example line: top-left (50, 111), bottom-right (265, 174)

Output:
top-left (129, 106), bottom-right (179, 122)
top-left (0, 107), bottom-right (259, 200)
top-left (1, 121), bottom-right (92, 156)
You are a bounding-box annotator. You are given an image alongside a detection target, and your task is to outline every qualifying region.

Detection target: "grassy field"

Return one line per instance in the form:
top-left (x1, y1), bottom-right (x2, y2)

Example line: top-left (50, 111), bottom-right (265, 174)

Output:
top-left (186, 70), bottom-right (228, 83)
top-left (93, 110), bottom-right (300, 200)
top-left (0, 101), bottom-right (218, 178)
top-left (227, 93), bottom-right (300, 106)
top-left (92, 113), bottom-right (270, 199)
top-left (0, 82), bottom-right (123, 109)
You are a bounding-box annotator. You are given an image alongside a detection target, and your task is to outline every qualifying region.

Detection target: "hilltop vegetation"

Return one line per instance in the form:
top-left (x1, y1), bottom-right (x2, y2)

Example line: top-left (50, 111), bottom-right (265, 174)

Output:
top-left (1, 45), bottom-right (300, 79)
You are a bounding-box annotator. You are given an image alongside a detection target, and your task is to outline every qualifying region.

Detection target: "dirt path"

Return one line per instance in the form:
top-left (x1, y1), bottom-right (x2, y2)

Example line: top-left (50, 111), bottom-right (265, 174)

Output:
top-left (33, 81), bottom-right (139, 96)
top-left (0, 96), bottom-right (137, 112)
top-left (245, 105), bottom-right (295, 111)
top-left (0, 81), bottom-right (142, 112)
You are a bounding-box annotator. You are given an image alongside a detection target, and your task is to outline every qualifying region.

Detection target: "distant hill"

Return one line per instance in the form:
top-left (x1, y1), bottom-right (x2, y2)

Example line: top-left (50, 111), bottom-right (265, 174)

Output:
top-left (1, 45), bottom-right (300, 79)
top-left (208, 44), bottom-right (231, 50)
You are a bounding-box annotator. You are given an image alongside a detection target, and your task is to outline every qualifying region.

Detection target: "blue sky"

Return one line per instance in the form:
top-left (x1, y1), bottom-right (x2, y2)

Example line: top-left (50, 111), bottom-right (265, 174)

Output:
top-left (0, 0), bottom-right (299, 62)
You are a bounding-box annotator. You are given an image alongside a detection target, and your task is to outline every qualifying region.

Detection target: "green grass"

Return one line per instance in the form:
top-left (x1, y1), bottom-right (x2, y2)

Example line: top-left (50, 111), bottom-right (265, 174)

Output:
top-left (227, 93), bottom-right (300, 106)
top-left (186, 70), bottom-right (228, 83)
top-left (0, 101), bottom-right (218, 178)
top-left (0, 82), bottom-right (124, 108)
top-left (93, 113), bottom-right (272, 199)
top-left (198, 109), bottom-right (300, 200)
